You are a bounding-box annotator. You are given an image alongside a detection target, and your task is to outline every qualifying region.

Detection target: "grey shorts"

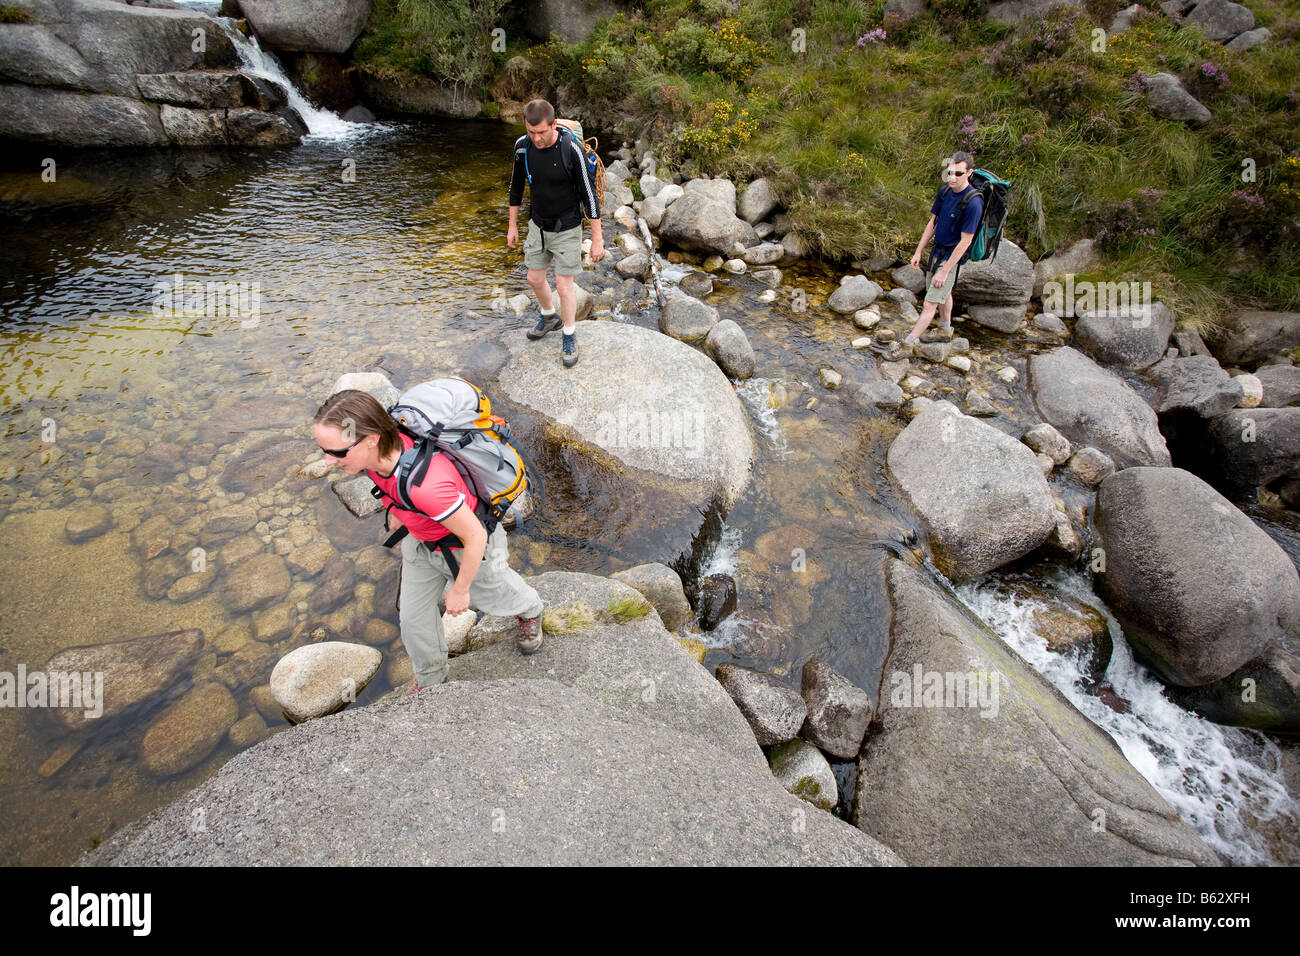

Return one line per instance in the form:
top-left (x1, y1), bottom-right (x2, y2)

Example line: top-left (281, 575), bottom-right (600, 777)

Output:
top-left (524, 222), bottom-right (583, 276)
top-left (923, 251), bottom-right (962, 304)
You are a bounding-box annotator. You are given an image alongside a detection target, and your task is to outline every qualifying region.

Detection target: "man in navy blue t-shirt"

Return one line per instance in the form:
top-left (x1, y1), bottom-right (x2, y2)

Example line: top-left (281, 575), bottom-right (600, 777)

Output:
top-left (902, 151), bottom-right (983, 348)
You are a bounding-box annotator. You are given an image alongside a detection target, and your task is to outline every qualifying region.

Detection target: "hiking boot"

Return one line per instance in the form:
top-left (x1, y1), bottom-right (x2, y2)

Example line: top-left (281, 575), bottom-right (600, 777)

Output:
top-left (920, 323), bottom-right (954, 343)
top-left (516, 613), bottom-right (544, 655)
top-left (561, 329), bottom-right (578, 368)
top-left (526, 311), bottom-right (562, 340)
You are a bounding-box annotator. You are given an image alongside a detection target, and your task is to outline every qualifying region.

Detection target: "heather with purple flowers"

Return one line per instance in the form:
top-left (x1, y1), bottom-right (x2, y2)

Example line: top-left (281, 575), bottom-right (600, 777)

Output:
top-left (856, 28), bottom-right (887, 47)
top-left (1201, 61), bottom-right (1229, 90)
top-left (957, 113), bottom-right (979, 152)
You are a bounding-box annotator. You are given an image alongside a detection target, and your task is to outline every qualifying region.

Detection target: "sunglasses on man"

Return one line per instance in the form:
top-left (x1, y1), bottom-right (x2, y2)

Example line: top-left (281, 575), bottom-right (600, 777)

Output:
top-left (945, 168), bottom-right (969, 178)
top-left (319, 435), bottom-right (365, 458)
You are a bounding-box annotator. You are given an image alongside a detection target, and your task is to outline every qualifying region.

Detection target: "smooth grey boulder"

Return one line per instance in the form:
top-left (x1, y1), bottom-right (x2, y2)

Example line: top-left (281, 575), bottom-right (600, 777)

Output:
top-left (331, 371), bottom-right (399, 410)
top-left (738, 177), bottom-right (777, 224)
top-left (1094, 467), bottom-right (1298, 686)
top-left (1256, 365), bottom-right (1300, 407)
top-left (891, 264), bottom-right (926, 294)
top-left (498, 324), bottom-right (754, 566)
top-left (884, 0), bottom-right (927, 18)
top-left (1164, 648), bottom-right (1300, 734)
top-left (682, 177), bottom-right (737, 212)
top-left (615, 252), bottom-right (651, 280)
top-left (65, 505), bottom-right (113, 544)
top-left (968, 304), bottom-right (1026, 333)
top-left (853, 380), bottom-right (905, 410)
top-left (220, 552), bottom-right (291, 614)
top-left (768, 739), bottom-right (838, 811)
top-left (0, 83), bottom-right (167, 146)
top-left (139, 681), bottom-right (238, 777)
top-left (715, 664), bottom-right (808, 746)
top-left (453, 573), bottom-right (766, 765)
top-left (86, 676), bottom-right (902, 866)
top-left (658, 191), bottom-right (752, 256)
top-left (1021, 423), bottom-right (1071, 465)
top-left (986, 0), bottom-right (1082, 24)
top-left (1204, 407), bottom-right (1300, 492)
top-left (137, 70), bottom-right (247, 107)
top-left (42, 629), bottom-right (204, 732)
top-left (1145, 72), bottom-right (1212, 124)
top-left (158, 103), bottom-right (227, 146)
top-left (887, 403), bottom-right (1056, 581)
top-left (47, 0), bottom-right (239, 78)
top-left (829, 275), bottom-right (883, 313)
top-left (355, 74), bottom-right (481, 118)
top-left (1065, 446), bottom-right (1116, 486)
top-left (610, 563), bottom-right (692, 631)
top-left (226, 104), bottom-right (306, 147)
top-left (1109, 3), bottom-right (1142, 32)
top-left (800, 658), bottom-right (874, 759)
top-left (332, 474), bottom-right (385, 518)
top-left (1032, 238), bottom-right (1099, 298)
top-left (236, 0), bottom-right (370, 53)
top-left (740, 242), bottom-right (784, 266)
top-left (270, 642), bottom-right (382, 723)
top-left (856, 559), bottom-right (1220, 866)
top-left (953, 239), bottom-right (1033, 307)
top-left (522, 0), bottom-right (632, 43)
top-left (1224, 26), bottom-right (1271, 52)
top-left (1209, 310), bottom-right (1300, 367)
top-left (706, 319), bottom-right (756, 380)
top-left (1029, 347), bottom-right (1172, 467)
top-left (1149, 354), bottom-right (1241, 419)
top-left (659, 291), bottom-right (720, 343)
top-left (1185, 0), bottom-right (1255, 41)
top-left (0, 22), bottom-right (129, 93)
top-left (1074, 301), bottom-right (1175, 370)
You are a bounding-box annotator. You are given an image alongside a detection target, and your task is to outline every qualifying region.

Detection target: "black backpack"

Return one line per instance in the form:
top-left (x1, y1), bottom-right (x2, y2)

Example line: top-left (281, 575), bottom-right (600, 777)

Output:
top-left (934, 169), bottom-right (1011, 261)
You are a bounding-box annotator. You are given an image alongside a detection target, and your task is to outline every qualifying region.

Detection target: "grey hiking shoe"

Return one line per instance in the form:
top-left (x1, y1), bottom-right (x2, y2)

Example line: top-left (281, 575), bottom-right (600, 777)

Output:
top-left (561, 329), bottom-right (578, 368)
top-left (516, 613), bottom-right (544, 654)
top-left (526, 311), bottom-right (562, 340)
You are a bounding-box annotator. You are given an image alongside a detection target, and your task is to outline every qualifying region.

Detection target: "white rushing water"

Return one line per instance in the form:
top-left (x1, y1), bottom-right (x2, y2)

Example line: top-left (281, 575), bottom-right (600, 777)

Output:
top-left (954, 567), bottom-right (1299, 866)
top-left (736, 377), bottom-right (793, 459)
top-left (172, 1), bottom-right (366, 141)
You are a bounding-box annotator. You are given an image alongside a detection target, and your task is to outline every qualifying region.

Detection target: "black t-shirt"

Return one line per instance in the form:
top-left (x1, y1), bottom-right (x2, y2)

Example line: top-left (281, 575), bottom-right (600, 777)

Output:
top-left (508, 130), bottom-right (599, 229)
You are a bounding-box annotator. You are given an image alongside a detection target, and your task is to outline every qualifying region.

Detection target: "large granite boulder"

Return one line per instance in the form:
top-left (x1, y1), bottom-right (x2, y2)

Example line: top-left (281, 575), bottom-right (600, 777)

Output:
top-left (953, 239), bottom-right (1034, 308)
top-left (1094, 467), bottom-right (1299, 686)
top-left (0, 84), bottom-right (167, 146)
top-left (986, 0), bottom-right (1082, 24)
top-left (1203, 407), bottom-right (1300, 494)
top-left (1208, 310), bottom-right (1300, 367)
top-left (855, 559), bottom-right (1219, 866)
top-left (356, 73), bottom-right (482, 118)
top-left (658, 191), bottom-right (753, 256)
top-left (497, 323), bottom-right (753, 571)
top-left (1145, 73), bottom-right (1212, 124)
top-left (1029, 347), bottom-right (1171, 467)
top-left (1074, 301), bottom-right (1176, 370)
top-left (1255, 364), bottom-right (1300, 408)
top-left (1032, 238), bottom-right (1099, 298)
top-left (236, 0), bottom-right (370, 54)
top-left (1185, 0), bottom-right (1255, 41)
top-left (42, 629), bottom-right (204, 732)
top-left (85, 572), bottom-right (902, 866)
top-left (521, 0), bottom-right (628, 43)
top-left (887, 402), bottom-right (1056, 581)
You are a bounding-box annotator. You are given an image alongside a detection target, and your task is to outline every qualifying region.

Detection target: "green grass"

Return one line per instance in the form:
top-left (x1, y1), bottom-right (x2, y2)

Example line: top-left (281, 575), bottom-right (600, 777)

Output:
top-left (0, 5), bottom-right (33, 22)
top-left (535, 0), bottom-right (1300, 323)
top-left (607, 592), bottom-right (653, 624)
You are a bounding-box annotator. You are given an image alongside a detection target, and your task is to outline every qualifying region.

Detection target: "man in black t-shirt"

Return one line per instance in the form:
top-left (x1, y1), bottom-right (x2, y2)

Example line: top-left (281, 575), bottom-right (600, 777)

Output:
top-left (506, 98), bottom-right (604, 368)
top-left (901, 151), bottom-right (983, 350)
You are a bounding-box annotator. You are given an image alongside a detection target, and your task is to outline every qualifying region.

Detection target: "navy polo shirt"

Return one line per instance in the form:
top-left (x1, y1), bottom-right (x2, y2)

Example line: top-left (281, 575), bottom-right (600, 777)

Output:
top-left (931, 185), bottom-right (983, 264)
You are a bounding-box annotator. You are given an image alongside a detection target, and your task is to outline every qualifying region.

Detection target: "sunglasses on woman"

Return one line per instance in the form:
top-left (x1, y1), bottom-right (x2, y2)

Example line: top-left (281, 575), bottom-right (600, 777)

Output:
top-left (319, 435), bottom-right (365, 458)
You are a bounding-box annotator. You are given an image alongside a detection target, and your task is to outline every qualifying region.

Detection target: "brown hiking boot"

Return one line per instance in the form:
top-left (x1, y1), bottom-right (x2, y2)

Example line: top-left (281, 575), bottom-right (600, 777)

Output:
top-left (516, 613), bottom-right (544, 654)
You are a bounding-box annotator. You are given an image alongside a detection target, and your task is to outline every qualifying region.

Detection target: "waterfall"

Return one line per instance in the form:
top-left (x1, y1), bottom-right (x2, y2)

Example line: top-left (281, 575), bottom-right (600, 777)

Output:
top-left (955, 567), bottom-right (1299, 866)
top-left (176, 1), bottom-right (362, 140)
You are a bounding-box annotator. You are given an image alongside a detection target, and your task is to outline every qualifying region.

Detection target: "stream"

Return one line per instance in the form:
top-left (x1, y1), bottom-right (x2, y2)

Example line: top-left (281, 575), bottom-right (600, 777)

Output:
top-left (0, 18), bottom-right (1295, 866)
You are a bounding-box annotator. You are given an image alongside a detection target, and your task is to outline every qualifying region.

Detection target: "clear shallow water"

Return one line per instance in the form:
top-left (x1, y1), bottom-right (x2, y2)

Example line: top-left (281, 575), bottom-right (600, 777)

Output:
top-left (956, 568), bottom-right (1300, 866)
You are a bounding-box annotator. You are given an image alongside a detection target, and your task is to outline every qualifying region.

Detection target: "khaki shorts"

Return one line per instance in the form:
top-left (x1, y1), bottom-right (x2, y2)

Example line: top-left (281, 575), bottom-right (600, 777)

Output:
top-left (524, 222), bottom-right (583, 276)
top-left (923, 251), bottom-right (962, 304)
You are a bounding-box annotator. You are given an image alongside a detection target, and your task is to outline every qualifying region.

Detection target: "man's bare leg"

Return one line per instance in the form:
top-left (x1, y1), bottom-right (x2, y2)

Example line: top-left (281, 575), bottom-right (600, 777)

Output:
top-left (555, 273), bottom-right (577, 333)
top-left (528, 268), bottom-right (554, 312)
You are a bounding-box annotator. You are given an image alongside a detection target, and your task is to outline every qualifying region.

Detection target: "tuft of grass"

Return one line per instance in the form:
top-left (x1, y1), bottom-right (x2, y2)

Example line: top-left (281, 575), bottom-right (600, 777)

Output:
top-left (607, 592), bottom-right (653, 624)
top-left (542, 601), bottom-right (596, 634)
top-left (0, 6), bottom-right (33, 23)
